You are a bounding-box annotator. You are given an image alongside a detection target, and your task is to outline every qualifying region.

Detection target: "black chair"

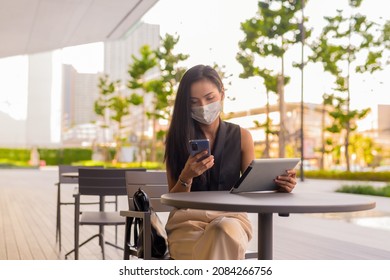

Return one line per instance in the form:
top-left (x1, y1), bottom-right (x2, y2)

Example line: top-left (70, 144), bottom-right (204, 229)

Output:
top-left (55, 165), bottom-right (104, 251)
top-left (65, 168), bottom-right (145, 260)
top-left (120, 170), bottom-right (171, 260)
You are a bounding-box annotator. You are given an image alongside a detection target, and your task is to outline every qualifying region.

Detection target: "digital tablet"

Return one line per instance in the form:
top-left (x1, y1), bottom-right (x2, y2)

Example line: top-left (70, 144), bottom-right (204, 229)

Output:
top-left (230, 158), bottom-right (300, 193)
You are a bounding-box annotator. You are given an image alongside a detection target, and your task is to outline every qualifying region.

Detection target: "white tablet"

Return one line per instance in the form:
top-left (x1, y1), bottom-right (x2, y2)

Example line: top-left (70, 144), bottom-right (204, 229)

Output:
top-left (230, 158), bottom-right (300, 193)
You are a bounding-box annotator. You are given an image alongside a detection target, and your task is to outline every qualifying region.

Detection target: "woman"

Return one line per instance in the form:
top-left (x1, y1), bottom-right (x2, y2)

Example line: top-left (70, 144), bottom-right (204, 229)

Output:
top-left (164, 64), bottom-right (297, 260)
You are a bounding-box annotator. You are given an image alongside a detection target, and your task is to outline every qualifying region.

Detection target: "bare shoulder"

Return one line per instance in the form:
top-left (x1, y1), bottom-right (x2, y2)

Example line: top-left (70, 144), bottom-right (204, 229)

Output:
top-left (240, 127), bottom-right (255, 172)
top-left (240, 127), bottom-right (253, 144)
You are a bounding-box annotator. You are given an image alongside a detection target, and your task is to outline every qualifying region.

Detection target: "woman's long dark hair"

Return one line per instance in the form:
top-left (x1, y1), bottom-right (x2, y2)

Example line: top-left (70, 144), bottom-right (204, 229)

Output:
top-left (164, 65), bottom-right (224, 181)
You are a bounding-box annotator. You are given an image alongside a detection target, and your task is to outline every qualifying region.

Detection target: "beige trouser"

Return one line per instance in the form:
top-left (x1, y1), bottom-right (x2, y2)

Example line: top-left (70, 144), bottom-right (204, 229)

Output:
top-left (165, 208), bottom-right (253, 260)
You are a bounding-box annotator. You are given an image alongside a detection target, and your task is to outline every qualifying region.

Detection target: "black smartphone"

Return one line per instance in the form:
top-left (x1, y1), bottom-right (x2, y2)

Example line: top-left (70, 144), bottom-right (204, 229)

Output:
top-left (189, 139), bottom-right (210, 161)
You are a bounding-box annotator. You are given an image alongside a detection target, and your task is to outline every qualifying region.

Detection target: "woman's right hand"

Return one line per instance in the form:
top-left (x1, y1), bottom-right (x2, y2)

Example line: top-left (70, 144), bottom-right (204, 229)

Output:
top-left (180, 150), bottom-right (215, 182)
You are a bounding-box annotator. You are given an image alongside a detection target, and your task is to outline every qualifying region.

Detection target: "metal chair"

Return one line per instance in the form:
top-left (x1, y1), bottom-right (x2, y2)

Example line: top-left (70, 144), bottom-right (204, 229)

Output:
top-left (55, 165), bottom-right (104, 251)
top-left (65, 168), bottom-right (145, 260)
top-left (120, 170), bottom-right (171, 260)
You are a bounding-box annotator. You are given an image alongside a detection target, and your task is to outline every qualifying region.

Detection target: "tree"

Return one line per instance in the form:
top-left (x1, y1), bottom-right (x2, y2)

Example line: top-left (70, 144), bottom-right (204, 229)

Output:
top-left (147, 34), bottom-right (189, 161)
top-left (349, 133), bottom-right (381, 168)
top-left (126, 34), bottom-right (189, 163)
top-left (94, 75), bottom-right (131, 162)
top-left (384, 20), bottom-right (390, 63)
top-left (127, 45), bottom-right (158, 163)
top-left (211, 62), bottom-right (235, 115)
top-left (322, 93), bottom-right (370, 168)
top-left (237, 0), bottom-right (308, 157)
top-left (309, 0), bottom-right (389, 171)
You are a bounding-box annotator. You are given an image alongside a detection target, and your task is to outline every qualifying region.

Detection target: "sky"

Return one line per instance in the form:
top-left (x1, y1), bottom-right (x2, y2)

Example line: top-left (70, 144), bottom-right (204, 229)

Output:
top-left (0, 0), bottom-right (389, 129)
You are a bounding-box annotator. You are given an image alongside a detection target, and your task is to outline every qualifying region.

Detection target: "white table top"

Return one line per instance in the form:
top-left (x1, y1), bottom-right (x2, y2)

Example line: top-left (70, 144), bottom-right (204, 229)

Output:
top-left (161, 191), bottom-right (376, 214)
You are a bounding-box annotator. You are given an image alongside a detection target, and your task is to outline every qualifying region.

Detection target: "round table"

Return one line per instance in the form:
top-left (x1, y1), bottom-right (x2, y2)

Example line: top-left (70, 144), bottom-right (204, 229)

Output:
top-left (161, 191), bottom-right (376, 259)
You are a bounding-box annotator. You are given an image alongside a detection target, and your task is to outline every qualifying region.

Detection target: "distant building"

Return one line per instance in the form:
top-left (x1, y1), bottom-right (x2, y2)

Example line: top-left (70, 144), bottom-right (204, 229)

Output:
top-left (61, 64), bottom-right (99, 145)
top-left (226, 102), bottom-right (390, 168)
top-left (378, 104), bottom-right (390, 146)
top-left (62, 64), bottom-right (99, 127)
top-left (60, 22), bottom-right (160, 147)
top-left (225, 102), bottom-right (325, 159)
top-left (104, 22), bottom-right (160, 82)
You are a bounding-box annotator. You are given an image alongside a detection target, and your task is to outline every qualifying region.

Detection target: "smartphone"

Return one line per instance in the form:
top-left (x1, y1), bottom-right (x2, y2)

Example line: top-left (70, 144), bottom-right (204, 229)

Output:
top-left (189, 139), bottom-right (210, 161)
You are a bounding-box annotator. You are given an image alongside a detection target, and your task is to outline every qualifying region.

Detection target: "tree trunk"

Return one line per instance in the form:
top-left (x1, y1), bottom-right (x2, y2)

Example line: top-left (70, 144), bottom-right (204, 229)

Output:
top-left (139, 102), bottom-right (146, 164)
top-left (151, 114), bottom-right (157, 162)
top-left (113, 121), bottom-right (122, 163)
top-left (320, 102), bottom-right (326, 170)
top-left (345, 89), bottom-right (351, 171)
top-left (345, 18), bottom-right (352, 172)
top-left (264, 90), bottom-right (270, 158)
top-left (277, 74), bottom-right (286, 158)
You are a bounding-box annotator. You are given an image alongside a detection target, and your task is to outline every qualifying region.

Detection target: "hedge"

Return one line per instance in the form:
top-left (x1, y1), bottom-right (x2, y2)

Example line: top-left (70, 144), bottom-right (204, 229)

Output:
top-left (302, 170), bottom-right (390, 182)
top-left (0, 148), bottom-right (93, 165)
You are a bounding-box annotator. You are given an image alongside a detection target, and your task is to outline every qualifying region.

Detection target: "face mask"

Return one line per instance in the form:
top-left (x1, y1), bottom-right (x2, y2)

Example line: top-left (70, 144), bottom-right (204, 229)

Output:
top-left (191, 101), bottom-right (222, 125)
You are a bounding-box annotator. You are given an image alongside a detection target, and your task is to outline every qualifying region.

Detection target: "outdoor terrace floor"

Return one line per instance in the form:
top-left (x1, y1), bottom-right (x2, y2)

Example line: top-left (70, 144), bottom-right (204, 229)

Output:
top-left (0, 168), bottom-right (390, 260)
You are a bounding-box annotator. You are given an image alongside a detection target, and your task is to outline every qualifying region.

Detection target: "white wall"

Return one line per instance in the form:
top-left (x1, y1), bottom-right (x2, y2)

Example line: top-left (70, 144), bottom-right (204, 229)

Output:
top-left (25, 52), bottom-right (53, 146)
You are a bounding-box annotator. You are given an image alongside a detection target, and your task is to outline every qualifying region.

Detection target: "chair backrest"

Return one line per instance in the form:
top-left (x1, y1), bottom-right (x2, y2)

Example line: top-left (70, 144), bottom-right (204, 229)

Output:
top-left (78, 168), bottom-right (146, 196)
top-left (58, 165), bottom-right (81, 184)
top-left (125, 170), bottom-right (172, 212)
top-left (58, 165), bottom-right (103, 184)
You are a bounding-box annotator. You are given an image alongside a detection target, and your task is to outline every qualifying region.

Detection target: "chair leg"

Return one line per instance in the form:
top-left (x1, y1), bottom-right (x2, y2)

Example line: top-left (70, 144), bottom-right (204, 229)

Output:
top-left (123, 218), bottom-right (131, 260)
top-left (99, 196), bottom-right (104, 248)
top-left (101, 233), bottom-right (105, 260)
top-left (74, 196), bottom-right (80, 260)
top-left (65, 234), bottom-right (101, 259)
top-left (55, 183), bottom-right (61, 251)
top-left (115, 196), bottom-right (118, 245)
top-left (143, 214), bottom-right (152, 260)
top-left (105, 240), bottom-right (124, 250)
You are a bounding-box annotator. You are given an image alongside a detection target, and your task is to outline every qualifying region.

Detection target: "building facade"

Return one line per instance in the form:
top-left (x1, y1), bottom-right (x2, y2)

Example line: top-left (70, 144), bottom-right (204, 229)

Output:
top-left (61, 64), bottom-right (99, 145)
top-left (225, 102), bottom-right (390, 169)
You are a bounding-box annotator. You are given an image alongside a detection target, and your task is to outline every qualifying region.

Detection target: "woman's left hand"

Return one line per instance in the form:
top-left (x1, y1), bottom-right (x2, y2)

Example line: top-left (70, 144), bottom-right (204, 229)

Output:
top-left (274, 169), bottom-right (297, 193)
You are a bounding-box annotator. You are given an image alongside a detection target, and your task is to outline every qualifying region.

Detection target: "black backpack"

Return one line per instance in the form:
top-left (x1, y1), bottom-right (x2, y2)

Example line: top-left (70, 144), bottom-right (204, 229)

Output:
top-left (130, 188), bottom-right (168, 258)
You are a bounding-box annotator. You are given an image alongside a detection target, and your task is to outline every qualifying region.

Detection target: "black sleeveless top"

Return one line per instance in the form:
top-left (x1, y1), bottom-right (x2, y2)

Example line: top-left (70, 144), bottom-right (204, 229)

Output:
top-left (191, 121), bottom-right (241, 191)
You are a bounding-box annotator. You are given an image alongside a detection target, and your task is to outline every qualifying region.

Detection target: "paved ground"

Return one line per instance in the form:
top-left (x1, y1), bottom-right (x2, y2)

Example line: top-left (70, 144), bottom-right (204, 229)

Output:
top-left (0, 167), bottom-right (389, 260)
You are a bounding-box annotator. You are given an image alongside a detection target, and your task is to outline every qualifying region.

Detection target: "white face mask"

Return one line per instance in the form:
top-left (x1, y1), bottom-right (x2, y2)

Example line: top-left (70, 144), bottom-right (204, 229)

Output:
top-left (191, 101), bottom-right (222, 125)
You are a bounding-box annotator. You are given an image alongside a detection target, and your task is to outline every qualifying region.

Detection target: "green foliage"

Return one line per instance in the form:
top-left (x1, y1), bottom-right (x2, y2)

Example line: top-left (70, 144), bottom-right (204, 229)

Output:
top-left (323, 93), bottom-right (370, 133)
top-left (95, 75), bottom-right (121, 118)
top-left (152, 33), bottom-right (189, 121)
top-left (0, 159), bottom-right (32, 168)
top-left (254, 119), bottom-right (278, 135)
top-left (309, 0), bottom-right (388, 169)
top-left (0, 147), bottom-right (93, 166)
top-left (0, 148), bottom-right (30, 161)
top-left (303, 170), bottom-right (390, 182)
top-left (237, 0), bottom-right (307, 157)
top-left (349, 134), bottom-right (381, 166)
top-left (71, 160), bottom-right (164, 170)
top-left (383, 20), bottom-right (390, 50)
top-left (127, 45), bottom-right (158, 92)
top-left (123, 34), bottom-right (189, 162)
top-left (95, 75), bottom-right (134, 161)
top-left (309, 0), bottom-right (388, 170)
top-left (321, 91), bottom-right (372, 169)
top-left (336, 184), bottom-right (390, 198)
top-left (237, 0), bottom-right (306, 83)
top-left (126, 46), bottom-right (158, 137)
top-left (212, 63), bottom-right (233, 89)
top-left (40, 148), bottom-right (92, 165)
